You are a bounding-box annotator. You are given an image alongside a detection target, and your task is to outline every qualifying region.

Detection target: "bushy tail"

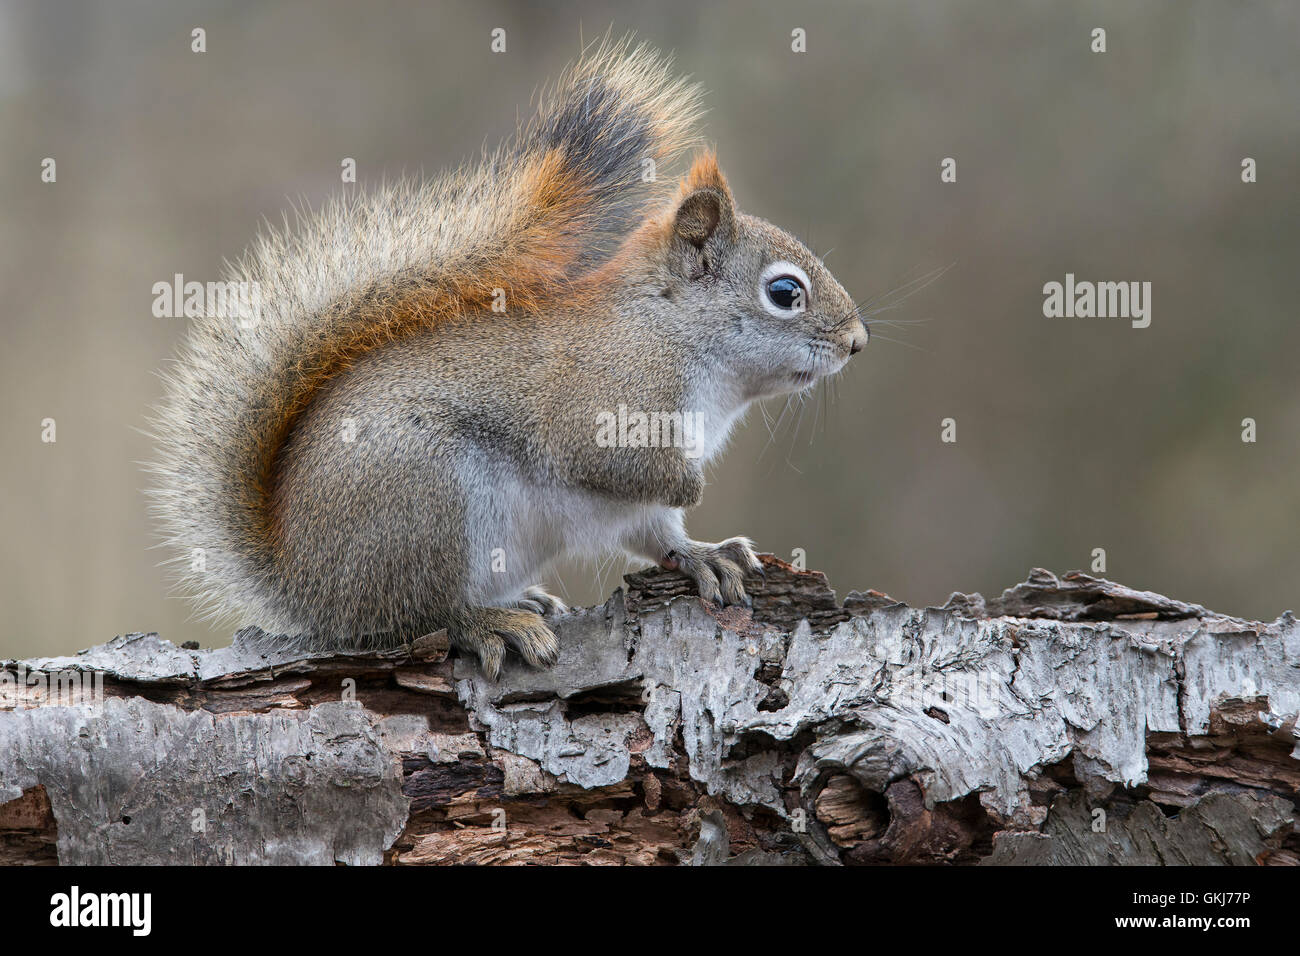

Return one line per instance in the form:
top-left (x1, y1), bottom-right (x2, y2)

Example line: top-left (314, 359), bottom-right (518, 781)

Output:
top-left (146, 38), bottom-right (703, 631)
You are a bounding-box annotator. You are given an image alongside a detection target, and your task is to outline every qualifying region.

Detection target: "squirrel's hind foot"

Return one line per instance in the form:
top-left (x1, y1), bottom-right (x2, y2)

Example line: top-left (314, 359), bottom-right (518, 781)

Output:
top-left (453, 606), bottom-right (560, 680)
top-left (513, 585), bottom-right (569, 618)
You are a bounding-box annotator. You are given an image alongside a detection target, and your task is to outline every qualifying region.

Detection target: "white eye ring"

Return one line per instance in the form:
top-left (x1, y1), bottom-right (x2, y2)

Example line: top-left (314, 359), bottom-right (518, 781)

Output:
top-left (759, 261), bottom-right (811, 317)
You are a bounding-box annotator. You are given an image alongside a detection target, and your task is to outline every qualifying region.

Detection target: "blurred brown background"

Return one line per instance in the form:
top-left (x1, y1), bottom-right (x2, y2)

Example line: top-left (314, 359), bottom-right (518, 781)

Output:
top-left (2, 0), bottom-right (1297, 658)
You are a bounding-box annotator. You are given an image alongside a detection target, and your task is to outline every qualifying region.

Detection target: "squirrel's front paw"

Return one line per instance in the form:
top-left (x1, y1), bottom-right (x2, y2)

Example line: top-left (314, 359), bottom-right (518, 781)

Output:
top-left (663, 536), bottom-right (762, 607)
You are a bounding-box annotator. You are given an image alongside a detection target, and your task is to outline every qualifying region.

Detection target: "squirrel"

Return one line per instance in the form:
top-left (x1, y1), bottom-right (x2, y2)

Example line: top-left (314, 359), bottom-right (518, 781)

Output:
top-left (147, 40), bottom-right (867, 679)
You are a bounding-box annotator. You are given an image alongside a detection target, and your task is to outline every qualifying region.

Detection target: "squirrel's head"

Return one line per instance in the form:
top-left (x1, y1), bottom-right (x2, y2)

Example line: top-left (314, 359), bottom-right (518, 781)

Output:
top-left (638, 153), bottom-right (867, 400)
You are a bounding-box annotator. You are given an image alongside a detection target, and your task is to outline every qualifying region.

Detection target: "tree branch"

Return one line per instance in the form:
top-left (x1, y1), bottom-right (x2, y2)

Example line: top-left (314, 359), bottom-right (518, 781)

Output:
top-left (1, 560), bottom-right (1296, 865)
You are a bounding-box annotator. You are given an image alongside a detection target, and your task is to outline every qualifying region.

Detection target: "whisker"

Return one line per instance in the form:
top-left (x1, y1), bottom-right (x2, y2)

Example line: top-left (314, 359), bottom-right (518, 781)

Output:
top-left (863, 316), bottom-right (934, 328)
top-left (858, 262), bottom-right (953, 314)
top-left (863, 331), bottom-right (930, 352)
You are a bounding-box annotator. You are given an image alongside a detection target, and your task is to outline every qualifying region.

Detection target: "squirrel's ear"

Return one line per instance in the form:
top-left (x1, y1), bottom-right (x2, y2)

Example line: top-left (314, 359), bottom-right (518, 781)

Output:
top-left (667, 153), bottom-right (737, 277)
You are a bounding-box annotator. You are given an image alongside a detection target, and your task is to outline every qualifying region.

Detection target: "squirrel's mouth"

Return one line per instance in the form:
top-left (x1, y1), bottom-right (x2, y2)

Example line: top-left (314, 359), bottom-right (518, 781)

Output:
top-left (790, 346), bottom-right (851, 389)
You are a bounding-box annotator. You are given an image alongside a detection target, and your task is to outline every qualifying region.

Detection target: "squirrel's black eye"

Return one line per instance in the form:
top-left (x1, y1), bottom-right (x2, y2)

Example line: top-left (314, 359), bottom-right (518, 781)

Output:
top-left (765, 275), bottom-right (806, 311)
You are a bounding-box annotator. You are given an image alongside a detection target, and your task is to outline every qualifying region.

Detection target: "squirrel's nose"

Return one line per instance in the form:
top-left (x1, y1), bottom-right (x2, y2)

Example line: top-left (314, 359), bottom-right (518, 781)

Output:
top-left (849, 321), bottom-right (868, 354)
top-left (847, 315), bottom-right (868, 355)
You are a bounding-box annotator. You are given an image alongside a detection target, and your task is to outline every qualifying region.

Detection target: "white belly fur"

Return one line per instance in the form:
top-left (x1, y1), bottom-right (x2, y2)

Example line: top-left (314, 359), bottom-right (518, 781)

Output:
top-left (465, 473), bottom-right (653, 605)
top-left (463, 399), bottom-right (749, 606)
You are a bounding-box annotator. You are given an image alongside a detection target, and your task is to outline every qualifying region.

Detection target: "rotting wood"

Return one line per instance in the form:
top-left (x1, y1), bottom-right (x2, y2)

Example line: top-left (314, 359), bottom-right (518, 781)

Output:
top-left (1, 559), bottom-right (1296, 865)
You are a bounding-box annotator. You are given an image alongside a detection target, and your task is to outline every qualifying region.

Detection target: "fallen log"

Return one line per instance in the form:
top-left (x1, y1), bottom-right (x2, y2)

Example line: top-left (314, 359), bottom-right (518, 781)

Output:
top-left (1, 560), bottom-right (1296, 865)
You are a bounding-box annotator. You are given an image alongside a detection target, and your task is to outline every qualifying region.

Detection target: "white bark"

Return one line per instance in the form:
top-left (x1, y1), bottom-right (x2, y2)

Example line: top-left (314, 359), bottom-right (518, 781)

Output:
top-left (1, 562), bottom-right (1296, 865)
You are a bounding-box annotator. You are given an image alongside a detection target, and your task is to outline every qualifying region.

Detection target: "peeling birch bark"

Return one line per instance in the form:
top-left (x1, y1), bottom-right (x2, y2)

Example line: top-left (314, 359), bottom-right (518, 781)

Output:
top-left (1, 560), bottom-right (1296, 866)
